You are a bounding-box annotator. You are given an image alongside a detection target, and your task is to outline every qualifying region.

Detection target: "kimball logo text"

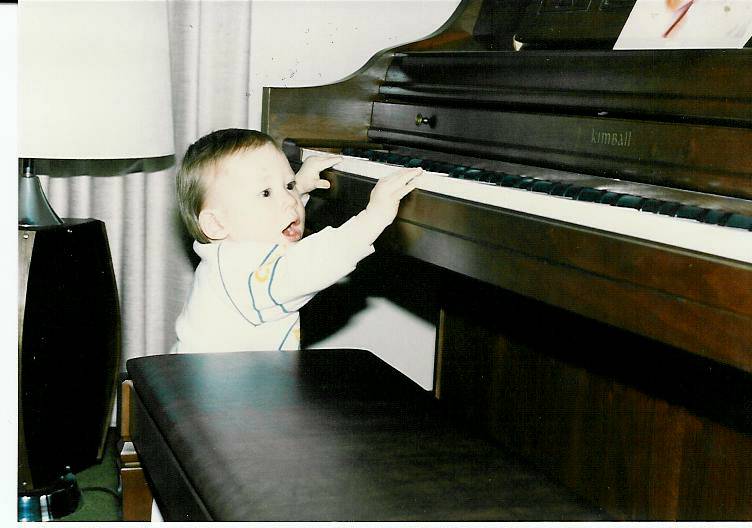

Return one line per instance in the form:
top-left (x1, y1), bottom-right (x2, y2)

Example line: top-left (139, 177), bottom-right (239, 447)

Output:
top-left (591, 128), bottom-right (633, 147)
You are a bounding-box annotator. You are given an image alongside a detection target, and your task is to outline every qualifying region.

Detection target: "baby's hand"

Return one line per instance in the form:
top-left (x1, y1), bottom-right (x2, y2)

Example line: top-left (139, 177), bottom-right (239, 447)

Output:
top-left (366, 168), bottom-right (422, 224)
top-left (295, 155), bottom-right (342, 194)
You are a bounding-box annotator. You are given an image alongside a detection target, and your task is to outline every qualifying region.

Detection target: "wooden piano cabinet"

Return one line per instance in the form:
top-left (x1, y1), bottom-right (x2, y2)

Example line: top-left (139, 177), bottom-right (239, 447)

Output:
top-left (119, 380), bottom-right (152, 522)
top-left (435, 275), bottom-right (752, 521)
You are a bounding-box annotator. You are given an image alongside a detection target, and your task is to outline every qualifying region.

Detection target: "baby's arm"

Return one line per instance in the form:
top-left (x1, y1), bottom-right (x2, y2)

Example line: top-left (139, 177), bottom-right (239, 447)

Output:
top-left (256, 168), bottom-right (422, 312)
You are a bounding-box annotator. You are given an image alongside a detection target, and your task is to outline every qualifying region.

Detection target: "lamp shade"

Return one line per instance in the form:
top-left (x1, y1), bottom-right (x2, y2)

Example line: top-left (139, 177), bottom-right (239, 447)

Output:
top-left (18, 0), bottom-right (174, 160)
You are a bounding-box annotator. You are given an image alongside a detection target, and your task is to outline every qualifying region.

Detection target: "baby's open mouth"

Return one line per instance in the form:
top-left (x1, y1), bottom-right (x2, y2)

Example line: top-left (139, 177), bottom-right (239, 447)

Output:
top-left (282, 219), bottom-right (302, 241)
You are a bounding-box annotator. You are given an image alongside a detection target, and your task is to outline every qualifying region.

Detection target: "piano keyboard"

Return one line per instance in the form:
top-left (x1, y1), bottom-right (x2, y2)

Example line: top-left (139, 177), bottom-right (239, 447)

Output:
top-left (301, 148), bottom-right (752, 264)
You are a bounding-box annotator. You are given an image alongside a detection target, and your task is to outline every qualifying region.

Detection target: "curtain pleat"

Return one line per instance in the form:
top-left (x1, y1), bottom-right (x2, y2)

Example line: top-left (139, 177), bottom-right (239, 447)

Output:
top-left (168, 0), bottom-right (253, 156)
top-left (121, 171), bottom-right (148, 359)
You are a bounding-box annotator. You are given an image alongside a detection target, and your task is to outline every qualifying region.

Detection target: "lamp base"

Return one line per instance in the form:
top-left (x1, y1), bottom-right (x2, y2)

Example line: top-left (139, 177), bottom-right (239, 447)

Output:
top-left (17, 468), bottom-right (81, 521)
top-left (18, 160), bottom-right (63, 227)
top-left (18, 219), bottom-right (121, 498)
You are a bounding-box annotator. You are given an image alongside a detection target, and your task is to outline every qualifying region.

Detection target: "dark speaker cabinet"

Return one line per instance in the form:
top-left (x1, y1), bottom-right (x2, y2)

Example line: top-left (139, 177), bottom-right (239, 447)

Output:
top-left (18, 219), bottom-right (121, 492)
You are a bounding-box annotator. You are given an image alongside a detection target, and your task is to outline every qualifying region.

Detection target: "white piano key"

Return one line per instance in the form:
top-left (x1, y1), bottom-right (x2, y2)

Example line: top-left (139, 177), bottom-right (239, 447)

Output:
top-left (301, 148), bottom-right (752, 264)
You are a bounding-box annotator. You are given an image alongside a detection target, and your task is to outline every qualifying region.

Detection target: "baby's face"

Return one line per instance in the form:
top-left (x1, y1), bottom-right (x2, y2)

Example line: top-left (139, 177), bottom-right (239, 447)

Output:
top-left (203, 144), bottom-right (306, 245)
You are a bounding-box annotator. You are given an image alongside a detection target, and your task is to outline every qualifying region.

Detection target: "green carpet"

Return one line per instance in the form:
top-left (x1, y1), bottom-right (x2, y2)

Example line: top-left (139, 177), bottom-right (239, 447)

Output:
top-left (60, 428), bottom-right (121, 522)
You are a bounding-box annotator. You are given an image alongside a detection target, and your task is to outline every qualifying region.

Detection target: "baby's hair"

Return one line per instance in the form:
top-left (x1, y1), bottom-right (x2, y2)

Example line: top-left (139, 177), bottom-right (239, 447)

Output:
top-left (177, 128), bottom-right (277, 243)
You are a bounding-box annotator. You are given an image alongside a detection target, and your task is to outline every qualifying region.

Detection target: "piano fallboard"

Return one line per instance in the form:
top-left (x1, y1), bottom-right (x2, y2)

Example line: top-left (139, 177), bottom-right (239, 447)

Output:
top-left (369, 101), bottom-right (752, 201)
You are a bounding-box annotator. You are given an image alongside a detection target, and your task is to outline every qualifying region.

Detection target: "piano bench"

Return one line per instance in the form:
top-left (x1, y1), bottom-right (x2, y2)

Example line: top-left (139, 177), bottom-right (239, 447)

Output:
top-left (120, 349), bottom-right (606, 522)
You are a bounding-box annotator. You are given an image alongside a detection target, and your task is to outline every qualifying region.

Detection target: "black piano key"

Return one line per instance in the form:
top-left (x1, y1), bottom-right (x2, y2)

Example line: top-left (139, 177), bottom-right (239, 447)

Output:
top-left (723, 213), bottom-right (752, 230)
top-left (615, 194), bottom-right (645, 210)
top-left (373, 151), bottom-right (391, 163)
top-left (385, 153), bottom-right (408, 165)
top-left (701, 209), bottom-right (730, 225)
top-left (434, 163), bottom-right (455, 174)
top-left (531, 180), bottom-right (555, 193)
top-left (658, 202), bottom-right (682, 216)
top-left (599, 192), bottom-right (623, 205)
top-left (448, 166), bottom-right (470, 178)
top-left (486, 172), bottom-right (504, 185)
top-left (420, 159), bottom-right (443, 171)
top-left (341, 147), bottom-right (358, 157)
top-left (549, 183), bottom-right (572, 196)
top-left (474, 171), bottom-right (489, 182)
top-left (461, 168), bottom-right (485, 181)
top-left (563, 186), bottom-right (584, 199)
top-left (640, 199), bottom-right (663, 213)
top-left (675, 205), bottom-right (709, 221)
top-left (500, 174), bottom-right (522, 187)
top-left (477, 171), bottom-right (498, 183)
top-left (577, 188), bottom-right (606, 202)
top-left (517, 177), bottom-right (538, 190)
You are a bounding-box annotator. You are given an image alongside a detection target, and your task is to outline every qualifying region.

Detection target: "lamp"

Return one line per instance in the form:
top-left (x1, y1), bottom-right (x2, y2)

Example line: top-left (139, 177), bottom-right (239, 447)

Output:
top-left (18, 0), bottom-right (173, 520)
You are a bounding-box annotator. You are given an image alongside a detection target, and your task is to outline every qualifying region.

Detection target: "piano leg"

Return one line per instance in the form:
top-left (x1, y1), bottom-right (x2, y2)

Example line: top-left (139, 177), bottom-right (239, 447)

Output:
top-left (435, 274), bottom-right (752, 521)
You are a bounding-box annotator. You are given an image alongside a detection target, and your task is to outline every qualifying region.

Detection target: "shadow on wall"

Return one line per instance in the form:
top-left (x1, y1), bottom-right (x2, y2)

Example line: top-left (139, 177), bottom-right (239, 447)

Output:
top-left (301, 251), bottom-right (440, 347)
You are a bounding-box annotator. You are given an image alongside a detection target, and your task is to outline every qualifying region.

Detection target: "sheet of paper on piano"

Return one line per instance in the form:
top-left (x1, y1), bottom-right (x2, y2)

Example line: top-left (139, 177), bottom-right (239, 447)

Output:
top-left (614, 0), bottom-right (752, 49)
top-left (301, 148), bottom-right (752, 265)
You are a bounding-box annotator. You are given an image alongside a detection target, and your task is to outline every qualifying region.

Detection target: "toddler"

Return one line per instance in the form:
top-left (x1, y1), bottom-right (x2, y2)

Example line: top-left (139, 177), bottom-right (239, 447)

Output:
top-left (173, 128), bottom-right (420, 353)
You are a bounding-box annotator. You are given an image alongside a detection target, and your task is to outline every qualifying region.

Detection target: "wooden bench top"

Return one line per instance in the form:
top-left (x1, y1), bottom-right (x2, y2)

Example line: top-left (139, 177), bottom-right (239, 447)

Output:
top-left (126, 349), bottom-right (606, 521)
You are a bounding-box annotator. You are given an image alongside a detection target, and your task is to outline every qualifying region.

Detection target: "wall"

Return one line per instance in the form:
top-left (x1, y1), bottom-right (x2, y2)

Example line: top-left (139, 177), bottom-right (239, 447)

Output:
top-left (247, 0), bottom-right (460, 129)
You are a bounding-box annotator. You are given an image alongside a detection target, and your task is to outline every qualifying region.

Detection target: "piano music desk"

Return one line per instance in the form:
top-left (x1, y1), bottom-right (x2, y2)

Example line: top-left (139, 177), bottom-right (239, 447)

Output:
top-left (119, 349), bottom-right (607, 521)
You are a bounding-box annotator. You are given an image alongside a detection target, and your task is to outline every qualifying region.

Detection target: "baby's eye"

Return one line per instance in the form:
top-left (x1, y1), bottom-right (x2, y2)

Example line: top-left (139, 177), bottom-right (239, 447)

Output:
top-left (260, 189), bottom-right (271, 198)
top-left (286, 181), bottom-right (296, 191)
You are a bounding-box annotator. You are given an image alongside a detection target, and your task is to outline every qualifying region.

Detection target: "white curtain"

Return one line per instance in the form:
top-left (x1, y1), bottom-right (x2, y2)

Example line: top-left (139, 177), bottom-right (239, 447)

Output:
top-left (39, 0), bottom-right (458, 370)
top-left (40, 1), bottom-right (255, 369)
top-left (40, 160), bottom-right (183, 367)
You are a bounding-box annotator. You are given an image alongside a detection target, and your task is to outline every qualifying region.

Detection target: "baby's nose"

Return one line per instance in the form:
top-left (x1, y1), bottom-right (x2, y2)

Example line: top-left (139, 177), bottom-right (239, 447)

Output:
top-left (282, 190), bottom-right (297, 208)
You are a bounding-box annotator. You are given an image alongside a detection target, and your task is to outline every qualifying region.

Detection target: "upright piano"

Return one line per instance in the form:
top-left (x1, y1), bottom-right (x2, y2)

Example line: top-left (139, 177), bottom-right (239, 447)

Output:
top-left (262, 0), bottom-right (752, 520)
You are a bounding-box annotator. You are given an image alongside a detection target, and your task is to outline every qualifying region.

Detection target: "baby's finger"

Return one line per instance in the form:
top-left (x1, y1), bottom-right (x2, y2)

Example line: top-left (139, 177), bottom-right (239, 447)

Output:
top-left (300, 156), bottom-right (341, 173)
top-left (315, 156), bottom-right (343, 169)
top-left (315, 179), bottom-right (331, 189)
top-left (394, 170), bottom-right (422, 193)
top-left (394, 182), bottom-right (418, 201)
top-left (383, 168), bottom-right (421, 189)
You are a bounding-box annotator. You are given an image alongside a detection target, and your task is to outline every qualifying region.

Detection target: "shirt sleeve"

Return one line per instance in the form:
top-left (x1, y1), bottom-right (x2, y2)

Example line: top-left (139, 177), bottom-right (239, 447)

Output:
top-left (210, 208), bottom-right (390, 324)
top-left (254, 209), bottom-right (390, 315)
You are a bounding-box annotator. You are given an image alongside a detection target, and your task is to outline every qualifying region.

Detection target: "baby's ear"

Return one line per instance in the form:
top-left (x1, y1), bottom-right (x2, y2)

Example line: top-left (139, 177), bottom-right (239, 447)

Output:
top-left (198, 209), bottom-right (228, 241)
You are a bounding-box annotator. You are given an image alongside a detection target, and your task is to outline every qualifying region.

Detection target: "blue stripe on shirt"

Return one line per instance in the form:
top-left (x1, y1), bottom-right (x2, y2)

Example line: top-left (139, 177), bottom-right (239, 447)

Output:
top-left (267, 256), bottom-right (290, 314)
top-left (278, 314), bottom-right (300, 350)
top-left (217, 241), bottom-right (259, 326)
top-left (247, 244), bottom-right (280, 323)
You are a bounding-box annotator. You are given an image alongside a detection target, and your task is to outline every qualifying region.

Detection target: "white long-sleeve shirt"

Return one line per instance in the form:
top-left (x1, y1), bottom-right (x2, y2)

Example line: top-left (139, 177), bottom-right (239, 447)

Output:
top-left (174, 209), bottom-right (389, 353)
